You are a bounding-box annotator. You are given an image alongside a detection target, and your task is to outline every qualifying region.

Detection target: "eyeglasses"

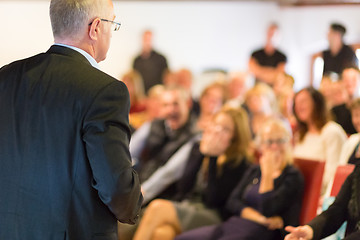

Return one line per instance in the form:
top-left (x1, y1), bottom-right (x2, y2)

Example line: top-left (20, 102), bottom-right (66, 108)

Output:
top-left (262, 138), bottom-right (288, 146)
top-left (88, 18), bottom-right (121, 31)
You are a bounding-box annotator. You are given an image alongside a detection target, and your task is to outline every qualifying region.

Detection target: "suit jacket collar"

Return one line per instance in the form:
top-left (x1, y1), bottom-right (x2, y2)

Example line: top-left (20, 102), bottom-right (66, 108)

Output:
top-left (46, 45), bottom-right (93, 67)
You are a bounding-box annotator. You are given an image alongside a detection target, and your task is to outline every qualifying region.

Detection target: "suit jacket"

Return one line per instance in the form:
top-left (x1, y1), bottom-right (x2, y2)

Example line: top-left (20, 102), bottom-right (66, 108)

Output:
top-left (0, 45), bottom-right (143, 240)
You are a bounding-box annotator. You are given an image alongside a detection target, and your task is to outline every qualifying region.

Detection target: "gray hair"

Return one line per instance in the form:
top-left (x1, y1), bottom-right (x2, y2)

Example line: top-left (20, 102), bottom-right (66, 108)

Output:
top-left (50, 0), bottom-right (111, 40)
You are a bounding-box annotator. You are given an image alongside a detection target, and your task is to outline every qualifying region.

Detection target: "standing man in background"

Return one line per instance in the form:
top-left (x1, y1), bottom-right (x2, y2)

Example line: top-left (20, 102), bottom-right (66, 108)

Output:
top-left (248, 22), bottom-right (287, 86)
top-left (322, 23), bottom-right (358, 76)
top-left (133, 30), bottom-right (169, 93)
top-left (0, 0), bottom-right (142, 239)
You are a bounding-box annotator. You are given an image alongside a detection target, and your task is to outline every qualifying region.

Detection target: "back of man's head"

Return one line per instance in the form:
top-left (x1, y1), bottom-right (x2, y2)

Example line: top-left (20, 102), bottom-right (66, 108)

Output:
top-left (50, 0), bottom-right (111, 42)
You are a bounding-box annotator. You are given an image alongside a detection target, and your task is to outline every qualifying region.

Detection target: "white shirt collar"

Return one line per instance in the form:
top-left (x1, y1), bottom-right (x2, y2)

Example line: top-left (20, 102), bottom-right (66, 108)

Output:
top-left (53, 43), bottom-right (100, 70)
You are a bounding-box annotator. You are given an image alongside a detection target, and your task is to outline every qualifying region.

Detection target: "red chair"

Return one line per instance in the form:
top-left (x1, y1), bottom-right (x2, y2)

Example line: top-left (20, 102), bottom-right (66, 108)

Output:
top-left (330, 164), bottom-right (355, 197)
top-left (294, 158), bottom-right (325, 225)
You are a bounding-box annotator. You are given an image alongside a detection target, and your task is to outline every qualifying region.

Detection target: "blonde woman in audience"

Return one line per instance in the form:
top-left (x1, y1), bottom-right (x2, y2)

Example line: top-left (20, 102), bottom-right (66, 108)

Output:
top-left (244, 83), bottom-right (278, 138)
top-left (133, 107), bottom-right (252, 240)
top-left (176, 117), bottom-right (304, 240)
top-left (293, 87), bottom-right (347, 195)
top-left (225, 71), bottom-right (250, 108)
top-left (196, 81), bottom-right (228, 131)
top-left (273, 72), bottom-right (296, 131)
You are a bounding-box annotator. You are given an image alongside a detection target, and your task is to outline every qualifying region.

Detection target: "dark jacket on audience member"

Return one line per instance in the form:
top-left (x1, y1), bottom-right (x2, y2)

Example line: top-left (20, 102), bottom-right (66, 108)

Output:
top-left (309, 165), bottom-right (360, 240)
top-left (225, 165), bottom-right (304, 237)
top-left (173, 142), bottom-right (251, 219)
top-left (137, 118), bottom-right (196, 182)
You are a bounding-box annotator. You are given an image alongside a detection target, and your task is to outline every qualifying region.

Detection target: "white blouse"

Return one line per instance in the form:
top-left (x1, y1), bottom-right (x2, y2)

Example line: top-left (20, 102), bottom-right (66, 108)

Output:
top-left (293, 121), bottom-right (347, 195)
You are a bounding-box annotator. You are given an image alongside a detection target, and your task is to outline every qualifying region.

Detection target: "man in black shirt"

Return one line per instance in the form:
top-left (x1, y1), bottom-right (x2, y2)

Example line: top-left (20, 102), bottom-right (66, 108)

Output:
top-left (322, 23), bottom-right (358, 76)
top-left (133, 30), bottom-right (168, 93)
top-left (249, 23), bottom-right (287, 86)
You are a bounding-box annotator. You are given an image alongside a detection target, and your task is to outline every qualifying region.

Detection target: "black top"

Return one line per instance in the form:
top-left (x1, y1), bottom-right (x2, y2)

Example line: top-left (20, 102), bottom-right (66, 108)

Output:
top-left (331, 103), bottom-right (357, 135)
top-left (322, 44), bottom-right (358, 75)
top-left (251, 48), bottom-right (287, 68)
top-left (173, 142), bottom-right (251, 219)
top-left (137, 118), bottom-right (197, 183)
top-left (309, 165), bottom-right (360, 240)
top-left (225, 165), bottom-right (304, 236)
top-left (133, 50), bottom-right (168, 93)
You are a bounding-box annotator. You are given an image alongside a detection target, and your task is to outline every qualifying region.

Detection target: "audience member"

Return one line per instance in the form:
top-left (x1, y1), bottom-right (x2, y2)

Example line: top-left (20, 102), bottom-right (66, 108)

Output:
top-left (121, 70), bottom-right (146, 114)
top-left (337, 98), bottom-right (360, 166)
top-left (225, 71), bottom-right (250, 108)
top-left (248, 23), bottom-right (287, 86)
top-left (133, 107), bottom-right (253, 240)
top-left (330, 79), bottom-right (357, 135)
top-left (129, 84), bottom-right (165, 130)
top-left (318, 72), bottom-right (356, 135)
top-left (196, 81), bottom-right (228, 131)
top-left (175, 68), bottom-right (201, 117)
top-left (0, 0), bottom-right (143, 239)
top-left (293, 87), bottom-right (347, 195)
top-left (342, 66), bottom-right (360, 100)
top-left (323, 98), bottom-right (360, 198)
top-left (244, 83), bottom-right (278, 138)
top-left (133, 30), bottom-right (168, 93)
top-left (285, 164), bottom-right (360, 240)
top-left (322, 23), bottom-right (358, 76)
top-left (176, 117), bottom-right (304, 240)
top-left (273, 72), bottom-right (296, 131)
top-left (319, 72), bottom-right (340, 109)
top-left (121, 70), bottom-right (147, 131)
top-left (145, 84), bottom-right (166, 120)
top-left (130, 86), bottom-right (197, 188)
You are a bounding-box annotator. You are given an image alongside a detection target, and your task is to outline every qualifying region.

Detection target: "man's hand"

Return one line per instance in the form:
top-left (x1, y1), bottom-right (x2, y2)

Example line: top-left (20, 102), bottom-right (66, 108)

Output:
top-left (284, 225), bottom-right (313, 240)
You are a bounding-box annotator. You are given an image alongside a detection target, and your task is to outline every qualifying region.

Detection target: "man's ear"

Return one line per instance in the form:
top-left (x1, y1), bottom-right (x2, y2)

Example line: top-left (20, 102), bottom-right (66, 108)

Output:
top-left (89, 18), bottom-right (101, 41)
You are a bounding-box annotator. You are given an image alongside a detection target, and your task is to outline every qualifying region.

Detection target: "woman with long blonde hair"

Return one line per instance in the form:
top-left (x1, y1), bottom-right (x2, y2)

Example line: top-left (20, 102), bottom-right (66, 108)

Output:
top-left (133, 107), bottom-right (252, 240)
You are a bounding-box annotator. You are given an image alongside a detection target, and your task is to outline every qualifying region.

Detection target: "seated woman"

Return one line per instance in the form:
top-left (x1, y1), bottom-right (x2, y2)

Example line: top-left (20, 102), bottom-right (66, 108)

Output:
top-left (196, 81), bottom-right (228, 132)
top-left (285, 164), bottom-right (360, 240)
top-left (133, 107), bottom-right (252, 240)
top-left (175, 117), bottom-right (304, 240)
top-left (243, 83), bottom-right (278, 138)
top-left (293, 87), bottom-right (347, 195)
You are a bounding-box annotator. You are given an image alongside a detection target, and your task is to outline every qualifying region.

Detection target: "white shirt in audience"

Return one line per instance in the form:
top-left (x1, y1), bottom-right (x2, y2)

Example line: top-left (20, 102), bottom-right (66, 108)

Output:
top-left (293, 121), bottom-right (347, 195)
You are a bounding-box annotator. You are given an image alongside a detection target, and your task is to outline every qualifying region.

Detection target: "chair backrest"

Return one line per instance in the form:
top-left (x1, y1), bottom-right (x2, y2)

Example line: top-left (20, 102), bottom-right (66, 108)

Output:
top-left (330, 164), bottom-right (355, 197)
top-left (294, 158), bottom-right (325, 225)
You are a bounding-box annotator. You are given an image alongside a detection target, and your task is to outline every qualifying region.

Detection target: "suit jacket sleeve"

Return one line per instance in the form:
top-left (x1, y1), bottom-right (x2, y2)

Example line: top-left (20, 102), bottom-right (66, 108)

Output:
top-left (82, 80), bottom-right (143, 224)
top-left (308, 168), bottom-right (353, 240)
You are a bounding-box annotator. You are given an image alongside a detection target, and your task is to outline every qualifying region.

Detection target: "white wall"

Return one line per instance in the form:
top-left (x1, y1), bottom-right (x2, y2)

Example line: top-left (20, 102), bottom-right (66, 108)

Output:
top-left (1, 1), bottom-right (360, 94)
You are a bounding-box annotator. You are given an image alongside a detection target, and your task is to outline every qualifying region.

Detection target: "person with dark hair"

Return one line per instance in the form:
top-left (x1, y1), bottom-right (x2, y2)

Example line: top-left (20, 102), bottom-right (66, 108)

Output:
top-left (322, 23), bottom-right (358, 76)
top-left (0, 0), bottom-right (143, 239)
top-left (293, 87), bottom-right (347, 195)
top-left (248, 23), bottom-right (287, 86)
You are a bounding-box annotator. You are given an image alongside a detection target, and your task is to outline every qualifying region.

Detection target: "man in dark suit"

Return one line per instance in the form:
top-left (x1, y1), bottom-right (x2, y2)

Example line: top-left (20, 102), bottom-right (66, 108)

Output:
top-left (0, 0), bottom-right (142, 239)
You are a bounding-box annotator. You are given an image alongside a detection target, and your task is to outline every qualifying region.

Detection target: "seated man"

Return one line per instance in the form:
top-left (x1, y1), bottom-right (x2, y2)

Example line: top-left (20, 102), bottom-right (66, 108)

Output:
top-left (130, 85), bottom-right (198, 199)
